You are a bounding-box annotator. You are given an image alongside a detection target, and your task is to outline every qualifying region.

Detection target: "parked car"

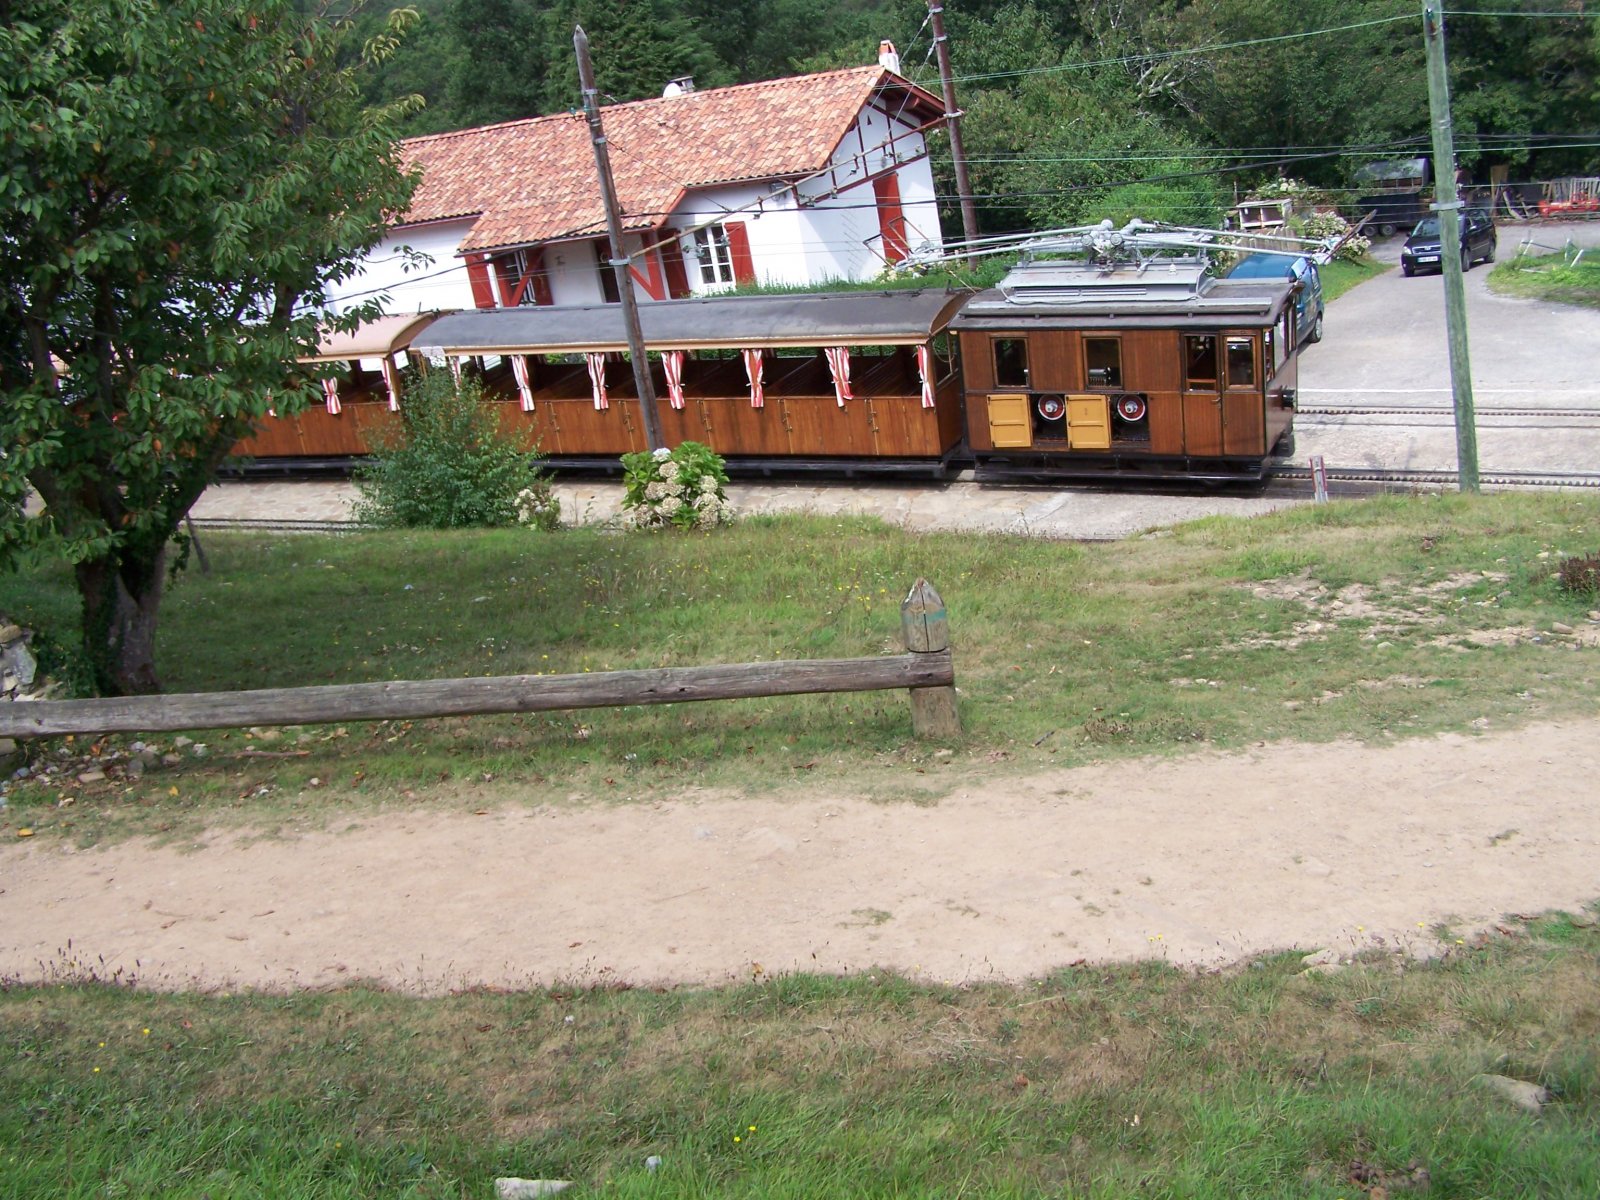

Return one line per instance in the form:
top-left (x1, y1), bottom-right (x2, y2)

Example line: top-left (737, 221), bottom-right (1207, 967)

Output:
top-left (1401, 209), bottom-right (1497, 276)
top-left (1224, 253), bottom-right (1324, 344)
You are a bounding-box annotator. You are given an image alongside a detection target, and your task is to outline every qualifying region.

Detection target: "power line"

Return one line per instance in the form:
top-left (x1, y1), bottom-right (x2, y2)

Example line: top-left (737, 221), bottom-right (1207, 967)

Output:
top-left (943, 13), bottom-right (1419, 85)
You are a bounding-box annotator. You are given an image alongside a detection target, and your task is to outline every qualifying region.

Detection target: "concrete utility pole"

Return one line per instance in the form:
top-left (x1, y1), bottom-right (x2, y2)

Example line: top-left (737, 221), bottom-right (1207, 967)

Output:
top-left (574, 24), bottom-right (667, 452)
top-left (1421, 0), bottom-right (1480, 492)
top-left (927, 1), bottom-right (982, 266)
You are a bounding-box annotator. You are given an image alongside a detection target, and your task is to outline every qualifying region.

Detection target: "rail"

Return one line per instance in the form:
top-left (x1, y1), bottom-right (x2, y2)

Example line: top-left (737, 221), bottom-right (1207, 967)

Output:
top-left (0, 581), bottom-right (961, 742)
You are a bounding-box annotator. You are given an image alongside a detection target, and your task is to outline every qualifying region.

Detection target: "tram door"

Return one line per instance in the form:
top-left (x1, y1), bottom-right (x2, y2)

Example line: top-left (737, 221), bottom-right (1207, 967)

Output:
top-left (1180, 332), bottom-right (1264, 456)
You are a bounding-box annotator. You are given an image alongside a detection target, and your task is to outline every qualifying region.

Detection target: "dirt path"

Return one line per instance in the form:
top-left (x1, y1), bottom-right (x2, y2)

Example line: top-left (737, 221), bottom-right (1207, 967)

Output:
top-left (4, 719), bottom-right (1597, 994)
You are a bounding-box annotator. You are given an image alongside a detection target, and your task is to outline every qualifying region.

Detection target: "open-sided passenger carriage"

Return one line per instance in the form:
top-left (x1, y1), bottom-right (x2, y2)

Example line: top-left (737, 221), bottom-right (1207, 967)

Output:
top-left (412, 291), bottom-right (969, 472)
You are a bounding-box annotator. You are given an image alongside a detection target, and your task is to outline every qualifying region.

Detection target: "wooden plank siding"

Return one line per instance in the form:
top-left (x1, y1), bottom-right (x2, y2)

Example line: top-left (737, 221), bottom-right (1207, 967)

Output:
top-left (957, 327), bottom-right (1270, 460)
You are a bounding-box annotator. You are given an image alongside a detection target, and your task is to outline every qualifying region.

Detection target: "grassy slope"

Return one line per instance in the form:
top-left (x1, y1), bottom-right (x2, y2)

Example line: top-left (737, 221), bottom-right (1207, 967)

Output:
top-left (1488, 251), bottom-right (1600, 308)
top-left (1320, 255), bottom-right (1388, 303)
top-left (3, 918), bottom-right (1598, 1198)
top-left (4, 496), bottom-right (1599, 1195)
top-left (2, 492), bottom-right (1598, 843)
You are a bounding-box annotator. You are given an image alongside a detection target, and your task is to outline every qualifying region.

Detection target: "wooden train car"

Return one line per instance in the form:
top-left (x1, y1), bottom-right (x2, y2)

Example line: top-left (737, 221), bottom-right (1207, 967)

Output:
top-left (236, 243), bottom-right (1303, 483)
top-left (951, 256), bottom-right (1299, 478)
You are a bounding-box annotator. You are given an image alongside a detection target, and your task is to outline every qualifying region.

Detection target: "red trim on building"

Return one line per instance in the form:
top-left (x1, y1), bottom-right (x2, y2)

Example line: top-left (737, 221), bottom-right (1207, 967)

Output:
top-left (873, 172), bottom-right (908, 264)
top-left (630, 246), bottom-right (667, 301)
top-left (725, 220), bottom-right (756, 285)
top-left (527, 247), bottom-right (553, 306)
top-left (465, 253), bottom-right (496, 309)
top-left (660, 231), bottom-right (692, 298)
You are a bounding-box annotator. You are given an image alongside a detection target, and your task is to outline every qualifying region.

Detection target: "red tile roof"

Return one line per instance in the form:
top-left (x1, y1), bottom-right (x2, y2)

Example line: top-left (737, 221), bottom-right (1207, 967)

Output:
top-left (399, 66), bottom-right (944, 254)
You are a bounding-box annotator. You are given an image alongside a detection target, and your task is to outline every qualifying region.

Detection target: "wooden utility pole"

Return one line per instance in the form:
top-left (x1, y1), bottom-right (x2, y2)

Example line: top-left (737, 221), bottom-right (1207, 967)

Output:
top-left (1421, 0), bottom-right (1480, 492)
top-left (574, 24), bottom-right (667, 452)
top-left (927, 2), bottom-right (982, 267)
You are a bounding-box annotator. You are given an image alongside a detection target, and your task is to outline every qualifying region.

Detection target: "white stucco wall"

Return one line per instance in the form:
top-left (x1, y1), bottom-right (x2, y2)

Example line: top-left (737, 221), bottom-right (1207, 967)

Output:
top-left (322, 219), bottom-right (478, 316)
top-left (327, 91), bottom-right (945, 314)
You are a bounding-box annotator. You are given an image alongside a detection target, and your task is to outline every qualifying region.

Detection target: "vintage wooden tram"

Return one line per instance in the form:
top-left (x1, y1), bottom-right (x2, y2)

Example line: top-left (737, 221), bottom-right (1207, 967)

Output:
top-left (235, 224), bottom-right (1311, 483)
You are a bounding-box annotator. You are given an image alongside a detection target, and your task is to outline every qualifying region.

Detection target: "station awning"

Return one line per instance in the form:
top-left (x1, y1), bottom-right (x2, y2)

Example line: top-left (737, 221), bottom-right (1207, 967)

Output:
top-left (412, 291), bottom-right (969, 356)
top-left (300, 312), bottom-right (444, 364)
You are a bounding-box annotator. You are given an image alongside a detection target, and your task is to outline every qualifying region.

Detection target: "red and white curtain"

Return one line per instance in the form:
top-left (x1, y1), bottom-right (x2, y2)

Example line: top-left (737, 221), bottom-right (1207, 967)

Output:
top-left (915, 344), bottom-right (936, 409)
top-left (824, 346), bottom-right (853, 408)
top-left (320, 377), bottom-right (341, 415)
top-left (510, 354), bottom-right (534, 411)
top-left (662, 350), bottom-right (686, 410)
top-left (380, 356), bottom-right (402, 412)
top-left (742, 347), bottom-right (765, 409)
top-left (448, 356), bottom-right (463, 387)
top-left (585, 352), bottom-right (609, 410)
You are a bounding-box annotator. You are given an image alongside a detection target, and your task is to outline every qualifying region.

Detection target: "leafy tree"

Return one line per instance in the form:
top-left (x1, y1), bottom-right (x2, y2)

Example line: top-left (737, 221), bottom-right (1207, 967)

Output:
top-left (1100, 0), bottom-right (1428, 190)
top-left (945, 3), bottom-right (1228, 232)
top-left (1448, 6), bottom-right (1600, 181)
top-left (444, 0), bottom-right (556, 126)
top-left (0, 0), bottom-right (418, 694)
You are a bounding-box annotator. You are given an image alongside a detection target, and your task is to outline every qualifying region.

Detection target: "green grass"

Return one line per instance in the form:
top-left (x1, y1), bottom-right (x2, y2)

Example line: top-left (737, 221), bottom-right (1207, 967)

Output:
top-left (2, 491), bottom-right (1598, 843)
top-left (4, 914), bottom-right (1598, 1197)
top-left (1320, 254), bottom-right (1388, 302)
top-left (1488, 250), bottom-right (1600, 308)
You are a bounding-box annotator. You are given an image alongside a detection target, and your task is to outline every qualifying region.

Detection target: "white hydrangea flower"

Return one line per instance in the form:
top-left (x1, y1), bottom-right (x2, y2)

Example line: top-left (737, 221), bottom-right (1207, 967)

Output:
top-left (698, 475), bottom-right (718, 493)
top-left (652, 447), bottom-right (672, 461)
top-left (659, 459), bottom-right (680, 480)
top-left (659, 495), bottom-right (684, 515)
top-left (644, 481), bottom-right (670, 500)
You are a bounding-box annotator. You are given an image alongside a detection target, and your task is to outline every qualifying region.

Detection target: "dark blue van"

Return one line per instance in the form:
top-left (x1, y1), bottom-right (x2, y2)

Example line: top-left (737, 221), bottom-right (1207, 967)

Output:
top-left (1224, 254), bottom-right (1325, 345)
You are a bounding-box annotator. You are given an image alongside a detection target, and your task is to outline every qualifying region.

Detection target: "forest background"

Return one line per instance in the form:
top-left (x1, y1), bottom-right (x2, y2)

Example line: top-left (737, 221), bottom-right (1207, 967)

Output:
top-left (347, 0), bottom-right (1600, 234)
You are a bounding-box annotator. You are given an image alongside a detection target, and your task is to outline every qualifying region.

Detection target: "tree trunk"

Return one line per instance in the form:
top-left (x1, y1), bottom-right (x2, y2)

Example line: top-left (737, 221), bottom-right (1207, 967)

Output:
top-left (75, 544), bottom-right (167, 696)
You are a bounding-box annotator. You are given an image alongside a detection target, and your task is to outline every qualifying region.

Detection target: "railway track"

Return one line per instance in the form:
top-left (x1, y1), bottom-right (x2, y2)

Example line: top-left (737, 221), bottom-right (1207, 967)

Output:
top-left (1268, 465), bottom-right (1600, 491)
top-left (1298, 405), bottom-right (1600, 420)
top-left (187, 465), bottom-right (1600, 537)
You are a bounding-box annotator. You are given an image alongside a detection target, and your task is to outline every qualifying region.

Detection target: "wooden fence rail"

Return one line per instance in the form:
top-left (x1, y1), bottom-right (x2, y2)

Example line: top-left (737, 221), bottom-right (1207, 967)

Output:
top-left (0, 580), bottom-right (960, 740)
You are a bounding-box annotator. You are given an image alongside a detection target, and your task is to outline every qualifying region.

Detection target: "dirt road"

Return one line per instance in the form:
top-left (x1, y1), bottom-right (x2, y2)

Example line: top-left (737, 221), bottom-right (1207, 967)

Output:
top-left (4, 717), bottom-right (1597, 994)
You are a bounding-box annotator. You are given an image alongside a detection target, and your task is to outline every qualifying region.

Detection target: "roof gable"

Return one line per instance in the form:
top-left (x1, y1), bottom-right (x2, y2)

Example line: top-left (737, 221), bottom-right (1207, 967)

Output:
top-left (399, 66), bottom-right (944, 254)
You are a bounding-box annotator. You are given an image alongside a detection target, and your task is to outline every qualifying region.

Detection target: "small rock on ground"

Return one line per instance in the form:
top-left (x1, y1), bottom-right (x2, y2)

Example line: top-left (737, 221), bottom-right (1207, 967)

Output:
top-left (1473, 1073), bottom-right (1549, 1114)
top-left (494, 1181), bottom-right (572, 1199)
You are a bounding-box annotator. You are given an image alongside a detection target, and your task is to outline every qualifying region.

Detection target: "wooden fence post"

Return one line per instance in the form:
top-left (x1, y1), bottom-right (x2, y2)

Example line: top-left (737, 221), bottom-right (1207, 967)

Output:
top-left (901, 578), bottom-right (960, 738)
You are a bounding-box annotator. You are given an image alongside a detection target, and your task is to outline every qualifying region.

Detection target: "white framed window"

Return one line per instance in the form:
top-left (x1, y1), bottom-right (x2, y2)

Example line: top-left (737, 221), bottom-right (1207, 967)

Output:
top-left (689, 225), bottom-right (735, 287)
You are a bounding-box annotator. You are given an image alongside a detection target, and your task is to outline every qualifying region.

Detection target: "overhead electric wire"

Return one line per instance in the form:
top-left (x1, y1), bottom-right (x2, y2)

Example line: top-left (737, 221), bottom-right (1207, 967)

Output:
top-left (946, 13), bottom-right (1419, 85)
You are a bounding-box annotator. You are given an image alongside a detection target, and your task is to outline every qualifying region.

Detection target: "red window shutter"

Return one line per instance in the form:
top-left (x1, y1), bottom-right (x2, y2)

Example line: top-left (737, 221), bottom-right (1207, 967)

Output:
top-left (725, 220), bottom-right (755, 285)
top-left (465, 253), bottom-right (496, 309)
top-left (530, 248), bottom-right (553, 306)
top-left (660, 232), bottom-right (691, 298)
top-left (873, 172), bottom-right (908, 264)
top-left (492, 254), bottom-right (519, 306)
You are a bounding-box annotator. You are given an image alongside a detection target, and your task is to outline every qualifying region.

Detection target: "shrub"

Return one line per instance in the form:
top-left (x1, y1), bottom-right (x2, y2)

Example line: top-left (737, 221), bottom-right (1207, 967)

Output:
top-left (1558, 552), bottom-right (1600, 598)
top-left (353, 368), bottom-right (558, 530)
top-left (620, 441), bottom-right (731, 530)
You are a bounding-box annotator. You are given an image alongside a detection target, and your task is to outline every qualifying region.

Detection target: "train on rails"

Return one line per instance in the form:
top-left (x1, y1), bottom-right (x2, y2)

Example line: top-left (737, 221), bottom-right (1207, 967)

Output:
top-left (237, 222), bottom-right (1321, 483)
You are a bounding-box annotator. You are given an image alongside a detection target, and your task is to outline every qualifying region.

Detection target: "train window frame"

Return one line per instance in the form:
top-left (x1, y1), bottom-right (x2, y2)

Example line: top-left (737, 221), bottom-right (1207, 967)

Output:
top-left (1225, 335), bottom-right (1257, 388)
top-left (1083, 337), bottom-right (1123, 389)
top-left (992, 337), bottom-right (1029, 388)
top-left (1183, 334), bottom-right (1218, 391)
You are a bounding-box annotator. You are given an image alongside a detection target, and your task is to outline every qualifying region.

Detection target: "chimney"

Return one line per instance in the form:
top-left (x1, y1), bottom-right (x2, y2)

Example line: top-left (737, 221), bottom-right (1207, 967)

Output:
top-left (878, 40), bottom-right (900, 74)
top-left (662, 75), bottom-right (695, 98)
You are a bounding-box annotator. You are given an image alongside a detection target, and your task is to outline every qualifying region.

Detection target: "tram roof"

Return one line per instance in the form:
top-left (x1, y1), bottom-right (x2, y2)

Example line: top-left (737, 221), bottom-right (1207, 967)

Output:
top-left (413, 290), bottom-right (970, 356)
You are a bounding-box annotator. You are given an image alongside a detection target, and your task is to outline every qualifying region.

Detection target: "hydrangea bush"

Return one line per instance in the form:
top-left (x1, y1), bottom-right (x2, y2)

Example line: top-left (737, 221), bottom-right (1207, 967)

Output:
top-left (620, 441), bottom-right (732, 530)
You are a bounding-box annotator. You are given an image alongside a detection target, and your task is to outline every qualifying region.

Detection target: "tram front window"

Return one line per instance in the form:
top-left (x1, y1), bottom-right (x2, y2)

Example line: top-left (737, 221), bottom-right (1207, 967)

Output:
top-left (993, 338), bottom-right (1029, 388)
top-left (1184, 335), bottom-right (1217, 390)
